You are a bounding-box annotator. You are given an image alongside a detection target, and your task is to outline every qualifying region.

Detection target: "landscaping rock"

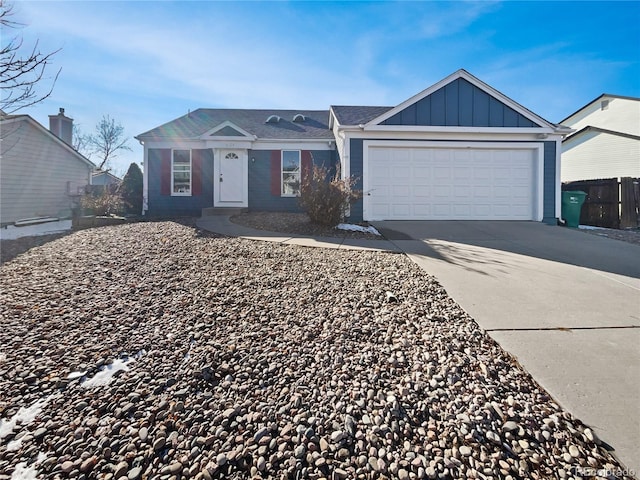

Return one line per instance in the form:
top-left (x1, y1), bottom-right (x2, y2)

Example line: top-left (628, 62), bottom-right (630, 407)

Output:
top-left (0, 220), bottom-right (632, 479)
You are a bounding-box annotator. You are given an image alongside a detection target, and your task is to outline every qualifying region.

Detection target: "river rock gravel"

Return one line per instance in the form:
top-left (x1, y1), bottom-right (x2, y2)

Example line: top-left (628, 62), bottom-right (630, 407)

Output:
top-left (0, 221), bottom-right (632, 479)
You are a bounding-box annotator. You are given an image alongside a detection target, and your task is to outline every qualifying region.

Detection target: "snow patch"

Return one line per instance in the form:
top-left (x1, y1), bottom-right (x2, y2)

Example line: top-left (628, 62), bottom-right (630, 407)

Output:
top-left (0, 397), bottom-right (50, 440)
top-left (6, 437), bottom-right (23, 451)
top-left (67, 371), bottom-right (87, 380)
top-left (10, 463), bottom-right (38, 480)
top-left (82, 351), bottom-right (144, 388)
top-left (10, 454), bottom-right (46, 480)
top-left (578, 225), bottom-right (607, 230)
top-left (336, 224), bottom-right (381, 235)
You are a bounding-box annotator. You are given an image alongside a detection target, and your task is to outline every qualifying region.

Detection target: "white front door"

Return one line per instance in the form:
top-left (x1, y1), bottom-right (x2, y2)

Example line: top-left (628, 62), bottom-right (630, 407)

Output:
top-left (215, 149), bottom-right (248, 206)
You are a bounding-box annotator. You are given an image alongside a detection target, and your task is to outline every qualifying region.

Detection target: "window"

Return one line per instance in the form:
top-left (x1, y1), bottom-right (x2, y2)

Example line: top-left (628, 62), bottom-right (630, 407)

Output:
top-left (282, 150), bottom-right (301, 196)
top-left (172, 149), bottom-right (191, 195)
top-left (601, 100), bottom-right (609, 110)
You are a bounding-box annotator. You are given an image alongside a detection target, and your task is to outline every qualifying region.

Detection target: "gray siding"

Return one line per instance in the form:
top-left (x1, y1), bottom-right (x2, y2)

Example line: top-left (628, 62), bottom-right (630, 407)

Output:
top-left (543, 141), bottom-right (557, 224)
top-left (248, 150), bottom-right (336, 212)
top-left (382, 78), bottom-right (539, 128)
top-left (147, 148), bottom-right (214, 217)
top-left (0, 120), bottom-right (92, 224)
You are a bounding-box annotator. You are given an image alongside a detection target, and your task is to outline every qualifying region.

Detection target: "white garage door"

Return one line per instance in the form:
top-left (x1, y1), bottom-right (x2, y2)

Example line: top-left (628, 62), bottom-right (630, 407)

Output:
top-left (365, 145), bottom-right (536, 221)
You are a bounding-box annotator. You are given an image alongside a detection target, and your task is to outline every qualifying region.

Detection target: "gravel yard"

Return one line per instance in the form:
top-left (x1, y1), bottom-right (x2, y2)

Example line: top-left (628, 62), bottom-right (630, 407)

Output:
top-left (0, 221), bottom-right (632, 479)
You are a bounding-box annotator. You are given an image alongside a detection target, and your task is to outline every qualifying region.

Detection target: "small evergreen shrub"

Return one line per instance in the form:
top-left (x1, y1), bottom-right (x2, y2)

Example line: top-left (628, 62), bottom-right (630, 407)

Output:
top-left (298, 165), bottom-right (362, 227)
top-left (120, 162), bottom-right (143, 214)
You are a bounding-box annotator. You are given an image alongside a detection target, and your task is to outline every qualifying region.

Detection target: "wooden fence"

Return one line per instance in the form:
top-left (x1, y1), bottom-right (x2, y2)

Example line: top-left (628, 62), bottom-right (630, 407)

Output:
top-left (562, 177), bottom-right (640, 229)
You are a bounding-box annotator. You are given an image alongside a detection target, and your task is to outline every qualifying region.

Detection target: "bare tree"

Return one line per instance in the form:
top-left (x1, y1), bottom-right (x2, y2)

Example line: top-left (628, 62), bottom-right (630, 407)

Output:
top-left (88, 115), bottom-right (131, 170)
top-left (72, 124), bottom-right (91, 158)
top-left (1, 2), bottom-right (61, 113)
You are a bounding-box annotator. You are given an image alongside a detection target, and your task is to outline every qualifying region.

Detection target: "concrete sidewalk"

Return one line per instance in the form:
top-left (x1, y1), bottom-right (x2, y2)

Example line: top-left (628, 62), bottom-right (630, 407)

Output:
top-left (374, 220), bottom-right (640, 476)
top-left (196, 215), bottom-right (402, 252)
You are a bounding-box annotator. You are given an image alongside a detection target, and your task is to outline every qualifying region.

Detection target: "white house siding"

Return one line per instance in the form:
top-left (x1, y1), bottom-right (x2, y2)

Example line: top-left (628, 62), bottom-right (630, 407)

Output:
top-left (0, 119), bottom-right (92, 224)
top-left (562, 130), bottom-right (640, 182)
top-left (564, 97), bottom-right (640, 137)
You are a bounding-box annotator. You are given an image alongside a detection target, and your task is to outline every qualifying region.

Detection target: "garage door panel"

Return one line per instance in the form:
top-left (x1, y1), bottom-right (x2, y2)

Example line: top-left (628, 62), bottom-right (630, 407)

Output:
top-left (366, 145), bottom-right (535, 220)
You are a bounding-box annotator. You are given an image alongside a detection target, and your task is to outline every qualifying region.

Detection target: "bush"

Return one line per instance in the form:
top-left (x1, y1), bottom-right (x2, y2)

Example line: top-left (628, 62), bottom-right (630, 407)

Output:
top-left (298, 165), bottom-right (362, 227)
top-left (120, 162), bottom-right (143, 214)
top-left (79, 187), bottom-right (124, 216)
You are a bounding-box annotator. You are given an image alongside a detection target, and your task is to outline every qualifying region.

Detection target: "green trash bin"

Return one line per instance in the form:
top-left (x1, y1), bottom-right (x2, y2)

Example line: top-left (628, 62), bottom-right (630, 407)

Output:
top-left (561, 191), bottom-right (587, 228)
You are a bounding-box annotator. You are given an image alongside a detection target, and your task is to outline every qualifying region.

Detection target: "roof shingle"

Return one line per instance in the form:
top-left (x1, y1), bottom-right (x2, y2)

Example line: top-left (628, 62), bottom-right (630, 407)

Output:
top-left (137, 109), bottom-right (333, 140)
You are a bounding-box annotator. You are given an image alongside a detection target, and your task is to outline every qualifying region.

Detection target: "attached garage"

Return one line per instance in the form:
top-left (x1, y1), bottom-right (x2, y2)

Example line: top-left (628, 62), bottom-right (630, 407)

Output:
top-left (330, 70), bottom-right (572, 224)
top-left (363, 142), bottom-right (542, 221)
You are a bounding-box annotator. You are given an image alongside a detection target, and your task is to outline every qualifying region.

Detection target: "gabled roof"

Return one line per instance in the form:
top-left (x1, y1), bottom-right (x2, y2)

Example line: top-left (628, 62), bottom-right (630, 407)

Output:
top-left (366, 69), bottom-right (559, 130)
top-left (0, 113), bottom-right (95, 168)
top-left (92, 170), bottom-right (122, 181)
top-left (562, 125), bottom-right (640, 143)
top-left (330, 106), bottom-right (393, 126)
top-left (330, 70), bottom-right (566, 132)
top-left (136, 109), bottom-right (333, 141)
top-left (559, 94), bottom-right (640, 124)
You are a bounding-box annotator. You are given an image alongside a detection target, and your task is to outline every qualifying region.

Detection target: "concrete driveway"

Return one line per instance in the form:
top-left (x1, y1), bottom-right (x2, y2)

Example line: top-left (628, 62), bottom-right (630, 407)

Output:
top-left (373, 220), bottom-right (640, 475)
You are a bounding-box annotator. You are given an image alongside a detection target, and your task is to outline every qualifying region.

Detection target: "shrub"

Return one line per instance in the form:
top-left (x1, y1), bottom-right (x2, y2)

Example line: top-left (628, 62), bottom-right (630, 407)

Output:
top-left (298, 165), bottom-right (362, 227)
top-left (80, 187), bottom-right (124, 216)
top-left (120, 162), bottom-right (143, 214)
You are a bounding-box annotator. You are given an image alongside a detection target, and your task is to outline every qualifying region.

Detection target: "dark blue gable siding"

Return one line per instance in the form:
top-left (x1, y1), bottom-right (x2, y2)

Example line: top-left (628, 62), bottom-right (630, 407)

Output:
top-left (543, 141), bottom-right (557, 224)
top-left (248, 150), bottom-right (336, 212)
top-left (382, 78), bottom-right (540, 128)
top-left (349, 139), bottom-right (365, 222)
top-left (147, 148), bottom-right (214, 217)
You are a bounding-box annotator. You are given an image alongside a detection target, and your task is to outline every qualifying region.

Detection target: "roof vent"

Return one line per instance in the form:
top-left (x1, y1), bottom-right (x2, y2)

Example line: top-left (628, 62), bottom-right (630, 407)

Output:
top-left (292, 114), bottom-right (306, 123)
top-left (265, 115), bottom-right (280, 123)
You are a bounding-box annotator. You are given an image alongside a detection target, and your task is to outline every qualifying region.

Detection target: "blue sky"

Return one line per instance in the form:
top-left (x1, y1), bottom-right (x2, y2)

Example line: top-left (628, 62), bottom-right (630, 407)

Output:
top-left (12, 0), bottom-right (640, 176)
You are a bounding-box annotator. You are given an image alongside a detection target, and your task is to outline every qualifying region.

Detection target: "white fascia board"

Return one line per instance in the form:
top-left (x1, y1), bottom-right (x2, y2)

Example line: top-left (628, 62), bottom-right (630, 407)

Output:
top-left (363, 139), bottom-right (544, 150)
top-left (200, 120), bottom-right (256, 140)
top-left (339, 129), bottom-right (561, 142)
top-left (252, 139), bottom-right (335, 151)
top-left (142, 140), bottom-right (206, 149)
top-left (366, 69), bottom-right (557, 130)
top-left (205, 139), bottom-right (254, 149)
top-left (362, 125), bottom-right (555, 134)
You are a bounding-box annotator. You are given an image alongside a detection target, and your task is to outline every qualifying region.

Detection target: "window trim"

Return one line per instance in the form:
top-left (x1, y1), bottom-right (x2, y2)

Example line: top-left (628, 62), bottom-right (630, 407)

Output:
top-left (171, 149), bottom-right (192, 196)
top-left (281, 150), bottom-right (301, 197)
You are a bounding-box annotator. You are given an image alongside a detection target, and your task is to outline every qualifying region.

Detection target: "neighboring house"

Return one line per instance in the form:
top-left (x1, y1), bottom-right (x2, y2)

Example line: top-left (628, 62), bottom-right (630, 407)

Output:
top-left (0, 108), bottom-right (95, 225)
top-left (91, 170), bottom-right (122, 186)
top-left (136, 69), bottom-right (571, 223)
top-left (560, 94), bottom-right (640, 182)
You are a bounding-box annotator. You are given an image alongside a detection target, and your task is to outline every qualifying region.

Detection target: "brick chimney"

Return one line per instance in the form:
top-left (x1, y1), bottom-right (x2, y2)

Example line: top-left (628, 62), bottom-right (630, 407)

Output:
top-left (49, 107), bottom-right (73, 145)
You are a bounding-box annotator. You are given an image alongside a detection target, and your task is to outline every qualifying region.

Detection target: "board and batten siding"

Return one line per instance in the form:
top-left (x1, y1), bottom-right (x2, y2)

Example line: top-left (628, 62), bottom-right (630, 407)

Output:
top-left (381, 78), bottom-right (539, 128)
top-left (562, 132), bottom-right (640, 182)
top-left (542, 141), bottom-right (557, 224)
top-left (0, 119), bottom-right (92, 224)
